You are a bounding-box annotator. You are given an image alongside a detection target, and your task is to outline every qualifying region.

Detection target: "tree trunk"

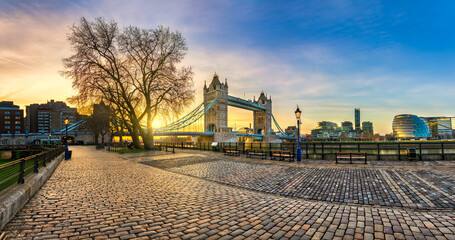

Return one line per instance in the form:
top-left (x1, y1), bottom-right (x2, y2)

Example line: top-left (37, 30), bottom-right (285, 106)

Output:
top-left (136, 122), bottom-right (151, 149)
top-left (119, 126), bottom-right (123, 144)
top-left (94, 133), bottom-right (99, 145)
top-left (144, 114), bottom-right (154, 149)
top-left (131, 126), bottom-right (141, 148)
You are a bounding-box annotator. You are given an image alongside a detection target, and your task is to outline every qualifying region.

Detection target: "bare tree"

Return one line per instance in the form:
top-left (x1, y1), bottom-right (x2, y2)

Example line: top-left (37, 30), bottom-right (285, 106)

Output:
top-left (62, 17), bottom-right (194, 148)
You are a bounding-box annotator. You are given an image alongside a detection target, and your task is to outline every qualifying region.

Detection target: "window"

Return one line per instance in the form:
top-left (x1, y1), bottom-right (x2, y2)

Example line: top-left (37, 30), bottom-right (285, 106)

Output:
top-left (5, 126), bottom-right (10, 129)
top-left (4, 116), bottom-right (10, 119)
top-left (15, 116), bottom-right (20, 119)
top-left (15, 126), bottom-right (20, 129)
top-left (15, 111), bottom-right (20, 115)
top-left (15, 131), bottom-right (20, 133)
top-left (4, 121), bottom-right (10, 124)
top-left (4, 111), bottom-right (9, 114)
top-left (15, 121), bottom-right (20, 124)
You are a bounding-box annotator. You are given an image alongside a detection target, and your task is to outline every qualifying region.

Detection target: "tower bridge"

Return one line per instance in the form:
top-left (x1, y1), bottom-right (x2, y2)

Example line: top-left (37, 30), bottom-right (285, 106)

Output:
top-left (203, 73), bottom-right (272, 135)
top-left (156, 74), bottom-right (295, 142)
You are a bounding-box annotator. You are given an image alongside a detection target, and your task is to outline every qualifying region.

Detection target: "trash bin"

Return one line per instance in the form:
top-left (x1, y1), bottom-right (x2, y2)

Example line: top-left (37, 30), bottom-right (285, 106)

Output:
top-left (65, 150), bottom-right (72, 160)
top-left (407, 148), bottom-right (416, 160)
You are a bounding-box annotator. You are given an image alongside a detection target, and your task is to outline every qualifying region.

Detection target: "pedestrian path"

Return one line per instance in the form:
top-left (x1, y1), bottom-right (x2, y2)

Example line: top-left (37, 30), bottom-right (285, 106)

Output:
top-left (144, 152), bottom-right (455, 209)
top-left (3, 146), bottom-right (455, 239)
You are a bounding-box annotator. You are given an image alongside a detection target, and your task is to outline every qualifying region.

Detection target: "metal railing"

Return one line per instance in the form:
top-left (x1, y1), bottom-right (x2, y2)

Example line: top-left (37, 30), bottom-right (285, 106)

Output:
top-left (0, 147), bottom-right (65, 191)
top-left (154, 141), bottom-right (455, 161)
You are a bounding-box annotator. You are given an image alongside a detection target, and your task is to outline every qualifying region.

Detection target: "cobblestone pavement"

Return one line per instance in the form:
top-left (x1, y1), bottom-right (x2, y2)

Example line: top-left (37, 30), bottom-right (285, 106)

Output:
top-left (142, 153), bottom-right (455, 210)
top-left (3, 147), bottom-right (455, 239)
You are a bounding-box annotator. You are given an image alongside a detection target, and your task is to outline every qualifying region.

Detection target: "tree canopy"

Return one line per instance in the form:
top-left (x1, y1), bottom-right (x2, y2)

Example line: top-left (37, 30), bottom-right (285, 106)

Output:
top-left (62, 17), bottom-right (194, 148)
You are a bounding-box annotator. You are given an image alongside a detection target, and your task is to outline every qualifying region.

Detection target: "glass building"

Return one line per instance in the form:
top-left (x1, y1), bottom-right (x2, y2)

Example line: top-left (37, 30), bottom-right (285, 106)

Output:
top-left (421, 117), bottom-right (452, 138)
top-left (392, 114), bottom-right (431, 139)
top-left (355, 108), bottom-right (360, 131)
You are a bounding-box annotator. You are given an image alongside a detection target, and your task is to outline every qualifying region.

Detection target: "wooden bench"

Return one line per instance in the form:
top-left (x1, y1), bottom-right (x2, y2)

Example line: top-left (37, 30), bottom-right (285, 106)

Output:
top-left (246, 150), bottom-right (267, 159)
top-left (335, 152), bottom-right (367, 164)
top-left (271, 150), bottom-right (295, 161)
top-left (224, 147), bottom-right (240, 156)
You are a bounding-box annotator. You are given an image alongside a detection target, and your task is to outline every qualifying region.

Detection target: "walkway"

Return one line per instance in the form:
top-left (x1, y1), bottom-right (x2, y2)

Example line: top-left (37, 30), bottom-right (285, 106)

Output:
top-left (3, 146), bottom-right (455, 239)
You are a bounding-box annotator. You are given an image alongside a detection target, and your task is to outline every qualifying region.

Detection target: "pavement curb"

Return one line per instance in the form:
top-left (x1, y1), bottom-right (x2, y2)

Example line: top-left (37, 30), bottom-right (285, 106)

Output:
top-left (0, 153), bottom-right (64, 230)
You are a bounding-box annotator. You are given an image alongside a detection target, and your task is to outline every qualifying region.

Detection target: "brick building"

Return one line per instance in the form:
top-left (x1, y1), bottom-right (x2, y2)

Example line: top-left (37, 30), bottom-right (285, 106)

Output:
top-left (0, 101), bottom-right (25, 134)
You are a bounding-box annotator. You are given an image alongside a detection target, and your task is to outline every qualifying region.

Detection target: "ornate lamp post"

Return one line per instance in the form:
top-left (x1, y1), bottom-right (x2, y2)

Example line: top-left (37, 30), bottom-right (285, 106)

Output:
top-left (295, 106), bottom-right (302, 163)
top-left (64, 116), bottom-right (70, 160)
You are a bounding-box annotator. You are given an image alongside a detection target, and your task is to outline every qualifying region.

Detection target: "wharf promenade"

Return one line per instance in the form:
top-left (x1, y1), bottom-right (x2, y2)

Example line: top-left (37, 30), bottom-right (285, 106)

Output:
top-left (2, 146), bottom-right (455, 239)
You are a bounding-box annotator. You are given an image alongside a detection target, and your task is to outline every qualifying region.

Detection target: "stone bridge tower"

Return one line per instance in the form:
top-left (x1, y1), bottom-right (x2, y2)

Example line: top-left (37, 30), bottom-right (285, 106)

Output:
top-left (253, 92), bottom-right (272, 135)
top-left (203, 73), bottom-right (228, 132)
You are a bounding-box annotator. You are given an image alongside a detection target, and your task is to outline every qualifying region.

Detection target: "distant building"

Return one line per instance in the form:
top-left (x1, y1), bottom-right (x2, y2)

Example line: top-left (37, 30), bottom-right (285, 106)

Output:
top-left (421, 117), bottom-right (452, 139)
top-left (26, 100), bottom-right (77, 133)
top-left (311, 121), bottom-right (339, 139)
top-left (362, 121), bottom-right (373, 133)
top-left (91, 100), bottom-right (111, 144)
top-left (341, 121), bottom-right (353, 131)
top-left (355, 108), bottom-right (360, 131)
top-left (392, 114), bottom-right (431, 139)
top-left (310, 109), bottom-right (374, 140)
top-left (285, 126), bottom-right (297, 136)
top-left (319, 121), bottom-right (338, 129)
top-left (0, 101), bottom-right (24, 134)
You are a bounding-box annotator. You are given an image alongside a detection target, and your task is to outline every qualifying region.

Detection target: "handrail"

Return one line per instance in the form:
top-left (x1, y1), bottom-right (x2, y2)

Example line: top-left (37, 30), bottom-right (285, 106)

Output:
top-left (0, 146), bottom-right (65, 192)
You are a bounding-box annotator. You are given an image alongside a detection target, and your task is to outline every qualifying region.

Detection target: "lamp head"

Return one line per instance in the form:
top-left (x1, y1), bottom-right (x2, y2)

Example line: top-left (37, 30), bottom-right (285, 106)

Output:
top-left (295, 106), bottom-right (301, 120)
top-left (64, 116), bottom-right (69, 125)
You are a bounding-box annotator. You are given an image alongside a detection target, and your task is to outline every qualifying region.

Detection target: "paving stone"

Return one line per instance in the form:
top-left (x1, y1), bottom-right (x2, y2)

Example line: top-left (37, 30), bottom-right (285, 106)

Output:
top-left (2, 147), bottom-right (455, 240)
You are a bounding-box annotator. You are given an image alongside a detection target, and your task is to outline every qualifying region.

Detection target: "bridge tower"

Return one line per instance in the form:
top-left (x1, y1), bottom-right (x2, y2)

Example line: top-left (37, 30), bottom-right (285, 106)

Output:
top-left (253, 92), bottom-right (272, 135)
top-left (203, 73), bottom-right (228, 132)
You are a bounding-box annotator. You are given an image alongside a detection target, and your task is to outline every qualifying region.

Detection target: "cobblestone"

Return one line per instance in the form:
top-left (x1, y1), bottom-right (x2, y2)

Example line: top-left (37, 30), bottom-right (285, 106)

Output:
top-left (145, 153), bottom-right (455, 209)
top-left (2, 147), bottom-right (455, 239)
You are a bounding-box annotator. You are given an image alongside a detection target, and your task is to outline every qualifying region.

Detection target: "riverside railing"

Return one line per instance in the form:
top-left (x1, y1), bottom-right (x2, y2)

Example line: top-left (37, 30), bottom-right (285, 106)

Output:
top-left (0, 146), bottom-right (64, 191)
top-left (155, 141), bottom-right (455, 161)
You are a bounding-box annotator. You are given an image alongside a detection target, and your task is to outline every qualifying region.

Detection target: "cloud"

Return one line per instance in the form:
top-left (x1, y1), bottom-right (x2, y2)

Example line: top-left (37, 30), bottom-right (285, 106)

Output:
top-left (1, 0), bottom-right (454, 135)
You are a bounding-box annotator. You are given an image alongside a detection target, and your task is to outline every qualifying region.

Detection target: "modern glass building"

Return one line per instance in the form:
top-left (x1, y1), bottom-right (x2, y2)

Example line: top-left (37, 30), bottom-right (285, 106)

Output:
top-left (392, 114), bottom-right (431, 139)
top-left (421, 117), bottom-right (452, 138)
top-left (355, 108), bottom-right (360, 131)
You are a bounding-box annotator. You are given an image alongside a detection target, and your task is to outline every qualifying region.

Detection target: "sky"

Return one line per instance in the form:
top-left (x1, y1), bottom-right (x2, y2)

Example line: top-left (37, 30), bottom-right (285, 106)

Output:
top-left (1, 0), bottom-right (455, 134)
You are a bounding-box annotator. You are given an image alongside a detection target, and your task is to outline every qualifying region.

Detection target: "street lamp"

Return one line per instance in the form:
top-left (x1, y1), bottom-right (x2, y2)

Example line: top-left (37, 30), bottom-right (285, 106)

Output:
top-left (295, 106), bottom-right (302, 163)
top-left (64, 116), bottom-right (70, 160)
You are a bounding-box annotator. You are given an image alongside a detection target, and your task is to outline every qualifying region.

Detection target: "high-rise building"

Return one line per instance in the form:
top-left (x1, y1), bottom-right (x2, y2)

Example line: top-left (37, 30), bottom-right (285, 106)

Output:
top-left (354, 108), bottom-right (360, 131)
top-left (0, 101), bottom-right (24, 134)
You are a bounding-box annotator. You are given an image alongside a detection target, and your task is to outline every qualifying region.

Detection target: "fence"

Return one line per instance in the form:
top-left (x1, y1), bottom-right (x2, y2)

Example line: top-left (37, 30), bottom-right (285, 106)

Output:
top-left (154, 141), bottom-right (455, 161)
top-left (0, 147), bottom-right (65, 191)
